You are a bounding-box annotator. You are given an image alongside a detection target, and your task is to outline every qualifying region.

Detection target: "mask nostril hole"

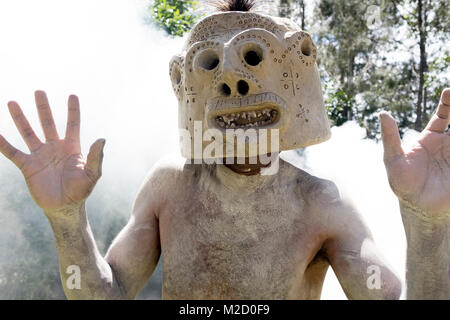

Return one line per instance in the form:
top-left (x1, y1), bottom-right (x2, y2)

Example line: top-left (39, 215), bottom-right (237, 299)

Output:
top-left (220, 83), bottom-right (231, 96)
top-left (237, 80), bottom-right (249, 96)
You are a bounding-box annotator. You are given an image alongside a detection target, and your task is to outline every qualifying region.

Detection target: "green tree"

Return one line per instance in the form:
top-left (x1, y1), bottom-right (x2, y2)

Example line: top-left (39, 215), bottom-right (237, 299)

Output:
top-left (279, 0), bottom-right (307, 30)
top-left (392, 0), bottom-right (450, 130)
top-left (313, 0), bottom-right (389, 128)
top-left (151, 0), bottom-right (200, 36)
top-left (308, 0), bottom-right (449, 137)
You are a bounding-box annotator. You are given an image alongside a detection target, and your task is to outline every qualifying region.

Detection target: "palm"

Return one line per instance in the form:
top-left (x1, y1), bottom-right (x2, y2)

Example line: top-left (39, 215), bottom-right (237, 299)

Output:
top-left (0, 91), bottom-right (104, 213)
top-left (24, 140), bottom-right (91, 211)
top-left (381, 88), bottom-right (450, 215)
top-left (386, 131), bottom-right (450, 213)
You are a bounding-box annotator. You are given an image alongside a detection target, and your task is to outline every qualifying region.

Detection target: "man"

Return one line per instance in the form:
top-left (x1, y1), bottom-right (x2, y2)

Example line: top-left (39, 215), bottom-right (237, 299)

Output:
top-left (0, 0), bottom-right (448, 299)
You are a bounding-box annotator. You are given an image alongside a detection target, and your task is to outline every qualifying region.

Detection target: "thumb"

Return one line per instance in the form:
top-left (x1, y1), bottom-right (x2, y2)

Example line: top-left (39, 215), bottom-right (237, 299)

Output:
top-left (379, 111), bottom-right (403, 163)
top-left (86, 138), bottom-right (106, 182)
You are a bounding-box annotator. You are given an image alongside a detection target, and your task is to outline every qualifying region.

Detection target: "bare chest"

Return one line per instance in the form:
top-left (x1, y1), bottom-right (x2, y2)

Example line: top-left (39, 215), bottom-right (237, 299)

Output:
top-left (158, 179), bottom-right (328, 299)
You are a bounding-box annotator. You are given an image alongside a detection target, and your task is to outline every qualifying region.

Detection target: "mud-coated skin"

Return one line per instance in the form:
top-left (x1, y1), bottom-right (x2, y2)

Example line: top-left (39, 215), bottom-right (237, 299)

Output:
top-left (160, 158), bottom-right (329, 299)
top-left (104, 156), bottom-right (400, 300)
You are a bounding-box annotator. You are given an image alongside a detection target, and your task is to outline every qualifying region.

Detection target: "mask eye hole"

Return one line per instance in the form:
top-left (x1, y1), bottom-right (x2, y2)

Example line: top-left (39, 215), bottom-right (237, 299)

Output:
top-left (243, 44), bottom-right (263, 66)
top-left (301, 39), bottom-right (312, 56)
top-left (244, 51), bottom-right (261, 66)
top-left (197, 50), bottom-right (220, 71)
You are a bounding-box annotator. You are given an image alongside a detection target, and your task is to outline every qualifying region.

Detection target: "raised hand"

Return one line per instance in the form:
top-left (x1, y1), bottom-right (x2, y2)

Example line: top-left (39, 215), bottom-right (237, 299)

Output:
top-left (380, 88), bottom-right (450, 216)
top-left (0, 91), bottom-right (105, 214)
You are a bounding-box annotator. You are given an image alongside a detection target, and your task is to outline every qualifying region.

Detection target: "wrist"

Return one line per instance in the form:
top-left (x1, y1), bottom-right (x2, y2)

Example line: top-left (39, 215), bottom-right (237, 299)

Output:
top-left (44, 202), bottom-right (87, 225)
top-left (400, 199), bottom-right (450, 299)
top-left (399, 199), bottom-right (450, 256)
top-left (400, 198), bottom-right (450, 263)
top-left (47, 203), bottom-right (89, 250)
top-left (399, 199), bottom-right (450, 226)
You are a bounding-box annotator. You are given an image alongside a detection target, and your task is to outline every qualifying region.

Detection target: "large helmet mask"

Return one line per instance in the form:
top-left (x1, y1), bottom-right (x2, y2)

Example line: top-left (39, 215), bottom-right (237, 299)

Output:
top-left (169, 9), bottom-right (330, 161)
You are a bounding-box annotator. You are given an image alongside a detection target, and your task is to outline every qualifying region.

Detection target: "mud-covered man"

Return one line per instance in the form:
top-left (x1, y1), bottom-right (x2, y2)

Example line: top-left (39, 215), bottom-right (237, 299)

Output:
top-left (0, 0), bottom-right (449, 299)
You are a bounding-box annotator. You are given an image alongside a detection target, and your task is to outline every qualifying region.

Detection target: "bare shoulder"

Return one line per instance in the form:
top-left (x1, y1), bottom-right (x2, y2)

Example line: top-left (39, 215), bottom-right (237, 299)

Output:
top-left (142, 154), bottom-right (187, 188)
top-left (133, 154), bottom-right (193, 219)
top-left (279, 158), bottom-right (367, 232)
top-left (280, 158), bottom-right (373, 246)
top-left (140, 154), bottom-right (205, 193)
top-left (279, 158), bottom-right (341, 209)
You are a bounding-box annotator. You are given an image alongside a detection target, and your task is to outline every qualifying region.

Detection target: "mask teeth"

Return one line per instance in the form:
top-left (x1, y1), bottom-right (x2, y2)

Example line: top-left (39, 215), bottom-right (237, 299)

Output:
top-left (216, 108), bottom-right (278, 129)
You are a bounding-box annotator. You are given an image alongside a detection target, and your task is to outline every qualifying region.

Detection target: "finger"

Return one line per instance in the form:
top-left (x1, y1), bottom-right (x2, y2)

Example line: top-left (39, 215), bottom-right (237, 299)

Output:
top-left (85, 139), bottom-right (106, 183)
top-left (425, 88), bottom-right (450, 133)
top-left (379, 111), bottom-right (404, 162)
top-left (65, 95), bottom-right (80, 143)
top-left (0, 134), bottom-right (28, 169)
top-left (7, 101), bottom-right (42, 151)
top-left (34, 90), bottom-right (59, 141)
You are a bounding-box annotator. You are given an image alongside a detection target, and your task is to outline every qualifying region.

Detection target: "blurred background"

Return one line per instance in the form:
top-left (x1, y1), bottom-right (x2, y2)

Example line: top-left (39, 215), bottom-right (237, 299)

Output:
top-left (0, 0), bottom-right (448, 299)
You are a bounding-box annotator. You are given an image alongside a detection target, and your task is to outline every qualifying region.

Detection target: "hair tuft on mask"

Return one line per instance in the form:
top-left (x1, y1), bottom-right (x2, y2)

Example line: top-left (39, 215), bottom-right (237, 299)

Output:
top-left (212, 0), bottom-right (256, 12)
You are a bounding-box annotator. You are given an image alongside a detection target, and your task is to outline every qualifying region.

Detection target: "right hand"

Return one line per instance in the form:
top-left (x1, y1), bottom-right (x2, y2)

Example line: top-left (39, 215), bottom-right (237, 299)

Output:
top-left (0, 90), bottom-right (105, 215)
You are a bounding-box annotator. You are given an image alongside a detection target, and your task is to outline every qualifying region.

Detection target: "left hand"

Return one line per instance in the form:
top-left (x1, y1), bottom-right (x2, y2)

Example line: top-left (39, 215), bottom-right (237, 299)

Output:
top-left (380, 88), bottom-right (450, 216)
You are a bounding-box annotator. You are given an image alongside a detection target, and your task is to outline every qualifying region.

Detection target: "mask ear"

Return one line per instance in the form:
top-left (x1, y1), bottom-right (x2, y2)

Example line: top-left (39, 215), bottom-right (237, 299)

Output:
top-left (169, 55), bottom-right (184, 101)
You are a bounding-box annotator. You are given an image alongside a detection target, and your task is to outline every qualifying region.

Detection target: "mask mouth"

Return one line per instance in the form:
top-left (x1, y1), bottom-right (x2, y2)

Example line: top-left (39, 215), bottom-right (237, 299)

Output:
top-left (208, 92), bottom-right (285, 130)
top-left (215, 108), bottom-right (278, 129)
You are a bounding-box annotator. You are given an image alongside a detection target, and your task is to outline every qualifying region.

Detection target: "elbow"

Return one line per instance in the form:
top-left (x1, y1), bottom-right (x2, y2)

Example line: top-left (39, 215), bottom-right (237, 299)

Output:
top-left (381, 274), bottom-right (402, 300)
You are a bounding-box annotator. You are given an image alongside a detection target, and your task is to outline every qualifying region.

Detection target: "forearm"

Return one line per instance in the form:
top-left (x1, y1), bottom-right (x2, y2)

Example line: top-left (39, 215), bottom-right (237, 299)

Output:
top-left (400, 200), bottom-right (450, 299)
top-left (47, 203), bottom-right (125, 299)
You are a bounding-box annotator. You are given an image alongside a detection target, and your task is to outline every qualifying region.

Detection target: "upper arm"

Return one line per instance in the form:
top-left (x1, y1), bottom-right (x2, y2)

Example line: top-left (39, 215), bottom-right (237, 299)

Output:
top-left (319, 181), bottom-right (402, 299)
top-left (104, 163), bottom-right (173, 299)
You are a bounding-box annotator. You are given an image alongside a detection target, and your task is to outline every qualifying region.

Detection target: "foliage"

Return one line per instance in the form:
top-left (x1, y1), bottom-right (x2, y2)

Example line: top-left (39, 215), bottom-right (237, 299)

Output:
top-left (311, 0), bottom-right (449, 137)
top-left (278, 0), bottom-right (306, 29)
top-left (314, 0), bottom-right (384, 131)
top-left (151, 0), bottom-right (200, 36)
top-left (324, 82), bottom-right (356, 127)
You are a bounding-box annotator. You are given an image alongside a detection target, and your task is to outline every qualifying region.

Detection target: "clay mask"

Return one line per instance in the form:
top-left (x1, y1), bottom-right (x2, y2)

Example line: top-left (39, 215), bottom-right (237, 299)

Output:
top-left (169, 11), bottom-right (331, 161)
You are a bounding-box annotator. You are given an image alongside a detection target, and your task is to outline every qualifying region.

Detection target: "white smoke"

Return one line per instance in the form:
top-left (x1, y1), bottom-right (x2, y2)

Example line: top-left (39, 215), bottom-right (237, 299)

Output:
top-left (0, 0), bottom-right (415, 299)
top-left (0, 0), bottom-right (182, 200)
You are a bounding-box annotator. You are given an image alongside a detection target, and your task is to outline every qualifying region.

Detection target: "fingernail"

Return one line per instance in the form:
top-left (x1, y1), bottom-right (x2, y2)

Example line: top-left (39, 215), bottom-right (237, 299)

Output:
top-left (442, 88), bottom-right (450, 105)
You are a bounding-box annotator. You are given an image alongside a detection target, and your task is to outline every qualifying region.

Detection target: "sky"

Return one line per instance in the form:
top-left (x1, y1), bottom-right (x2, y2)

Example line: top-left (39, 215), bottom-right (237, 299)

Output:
top-left (0, 0), bottom-right (421, 299)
